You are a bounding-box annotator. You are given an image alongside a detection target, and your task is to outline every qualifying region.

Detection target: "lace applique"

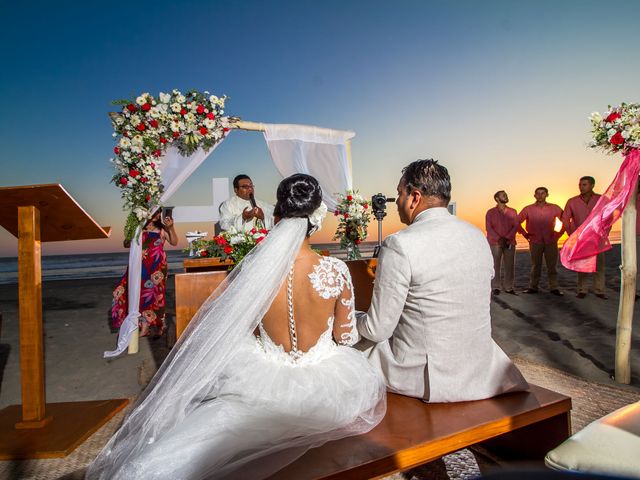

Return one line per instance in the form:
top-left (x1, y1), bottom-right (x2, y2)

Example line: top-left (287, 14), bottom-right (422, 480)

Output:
top-left (336, 271), bottom-right (359, 346)
top-left (308, 256), bottom-right (349, 299)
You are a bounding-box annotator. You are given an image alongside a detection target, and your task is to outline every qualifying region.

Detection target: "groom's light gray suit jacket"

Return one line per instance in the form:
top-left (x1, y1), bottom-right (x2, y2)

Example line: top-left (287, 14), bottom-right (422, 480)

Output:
top-left (357, 207), bottom-right (528, 402)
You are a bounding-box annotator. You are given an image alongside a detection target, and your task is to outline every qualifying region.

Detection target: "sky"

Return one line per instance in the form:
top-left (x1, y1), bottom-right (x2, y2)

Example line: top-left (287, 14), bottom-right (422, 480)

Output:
top-left (1, 0), bottom-right (638, 257)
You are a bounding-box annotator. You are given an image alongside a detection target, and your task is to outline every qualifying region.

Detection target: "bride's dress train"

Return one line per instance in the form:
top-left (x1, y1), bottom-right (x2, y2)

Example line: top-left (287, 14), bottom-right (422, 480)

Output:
top-left (87, 220), bottom-right (385, 480)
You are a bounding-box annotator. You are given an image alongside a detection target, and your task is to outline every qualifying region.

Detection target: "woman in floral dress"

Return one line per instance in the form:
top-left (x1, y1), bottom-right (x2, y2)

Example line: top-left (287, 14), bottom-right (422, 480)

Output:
top-left (110, 210), bottom-right (178, 337)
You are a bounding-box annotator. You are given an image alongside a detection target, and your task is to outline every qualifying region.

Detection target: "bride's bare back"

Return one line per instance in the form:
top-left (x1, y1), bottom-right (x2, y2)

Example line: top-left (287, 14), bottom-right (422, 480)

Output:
top-left (259, 241), bottom-right (357, 352)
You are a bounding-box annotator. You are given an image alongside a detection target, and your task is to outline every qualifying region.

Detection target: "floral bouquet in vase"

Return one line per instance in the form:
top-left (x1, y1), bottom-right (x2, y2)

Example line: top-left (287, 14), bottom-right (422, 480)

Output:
top-left (589, 103), bottom-right (640, 154)
top-left (191, 227), bottom-right (268, 266)
top-left (333, 190), bottom-right (371, 260)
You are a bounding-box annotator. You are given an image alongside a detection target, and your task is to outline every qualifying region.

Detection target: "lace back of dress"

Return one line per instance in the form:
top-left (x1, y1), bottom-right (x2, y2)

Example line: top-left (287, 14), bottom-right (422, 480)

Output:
top-left (286, 265), bottom-right (303, 361)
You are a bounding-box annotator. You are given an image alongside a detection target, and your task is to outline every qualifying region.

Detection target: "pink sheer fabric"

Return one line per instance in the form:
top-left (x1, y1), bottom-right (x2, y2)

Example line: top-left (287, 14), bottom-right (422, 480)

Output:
top-left (561, 149), bottom-right (640, 272)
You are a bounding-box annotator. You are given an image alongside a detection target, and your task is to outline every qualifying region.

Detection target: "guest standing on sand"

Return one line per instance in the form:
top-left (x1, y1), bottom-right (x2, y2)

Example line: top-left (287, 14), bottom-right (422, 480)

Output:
top-left (518, 187), bottom-right (564, 296)
top-left (110, 209), bottom-right (178, 337)
top-left (485, 190), bottom-right (519, 296)
top-left (563, 176), bottom-right (607, 299)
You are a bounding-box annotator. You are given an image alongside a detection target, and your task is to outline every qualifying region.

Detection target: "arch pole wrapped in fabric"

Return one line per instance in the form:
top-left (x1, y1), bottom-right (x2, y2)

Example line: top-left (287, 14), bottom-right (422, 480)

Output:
top-left (560, 102), bottom-right (640, 384)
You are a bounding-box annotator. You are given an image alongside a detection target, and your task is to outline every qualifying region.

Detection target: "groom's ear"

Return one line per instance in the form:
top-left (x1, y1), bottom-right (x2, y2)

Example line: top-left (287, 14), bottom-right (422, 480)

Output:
top-left (409, 189), bottom-right (422, 210)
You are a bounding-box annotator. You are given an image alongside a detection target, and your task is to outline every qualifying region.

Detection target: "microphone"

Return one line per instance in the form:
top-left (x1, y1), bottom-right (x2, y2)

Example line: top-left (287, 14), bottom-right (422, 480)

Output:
top-left (249, 193), bottom-right (258, 209)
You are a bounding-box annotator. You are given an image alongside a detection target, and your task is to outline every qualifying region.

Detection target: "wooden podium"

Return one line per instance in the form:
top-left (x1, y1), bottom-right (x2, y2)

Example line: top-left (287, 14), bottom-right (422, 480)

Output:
top-left (0, 184), bottom-right (129, 459)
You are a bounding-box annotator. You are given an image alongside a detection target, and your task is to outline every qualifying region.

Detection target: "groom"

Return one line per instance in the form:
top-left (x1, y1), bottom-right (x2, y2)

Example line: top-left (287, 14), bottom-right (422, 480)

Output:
top-left (356, 159), bottom-right (528, 402)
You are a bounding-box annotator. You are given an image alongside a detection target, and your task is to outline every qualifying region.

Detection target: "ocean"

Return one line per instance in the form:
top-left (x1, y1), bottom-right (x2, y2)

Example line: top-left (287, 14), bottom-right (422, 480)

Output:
top-left (0, 242), bottom-right (377, 285)
top-left (0, 233), bottom-right (622, 285)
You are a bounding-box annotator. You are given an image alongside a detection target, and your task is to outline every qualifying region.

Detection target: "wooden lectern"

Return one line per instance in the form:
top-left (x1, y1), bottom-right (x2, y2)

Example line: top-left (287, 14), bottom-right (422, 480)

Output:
top-left (0, 184), bottom-right (129, 459)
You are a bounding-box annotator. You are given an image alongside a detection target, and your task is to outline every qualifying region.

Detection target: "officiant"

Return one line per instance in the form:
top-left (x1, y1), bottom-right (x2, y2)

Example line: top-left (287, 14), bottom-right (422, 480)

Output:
top-left (219, 174), bottom-right (275, 232)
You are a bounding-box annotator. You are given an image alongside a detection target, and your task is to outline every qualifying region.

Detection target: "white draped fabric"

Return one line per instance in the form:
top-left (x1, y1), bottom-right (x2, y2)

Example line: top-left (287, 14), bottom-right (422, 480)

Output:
top-left (263, 124), bottom-right (354, 210)
top-left (104, 139), bottom-right (228, 358)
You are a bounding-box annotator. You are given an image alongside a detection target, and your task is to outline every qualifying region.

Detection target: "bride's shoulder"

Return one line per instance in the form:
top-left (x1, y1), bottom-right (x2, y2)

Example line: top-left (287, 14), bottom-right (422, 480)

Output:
top-left (308, 256), bottom-right (352, 299)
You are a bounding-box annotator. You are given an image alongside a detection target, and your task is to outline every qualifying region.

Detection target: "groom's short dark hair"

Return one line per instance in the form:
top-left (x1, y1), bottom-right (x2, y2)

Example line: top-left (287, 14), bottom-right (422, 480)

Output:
top-left (401, 159), bottom-right (451, 204)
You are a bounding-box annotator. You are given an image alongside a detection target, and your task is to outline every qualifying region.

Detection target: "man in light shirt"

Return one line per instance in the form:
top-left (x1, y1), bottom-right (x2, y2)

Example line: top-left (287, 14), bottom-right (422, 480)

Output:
top-left (218, 174), bottom-right (275, 232)
top-left (486, 190), bottom-right (519, 296)
top-left (518, 187), bottom-right (564, 296)
top-left (563, 176), bottom-right (606, 299)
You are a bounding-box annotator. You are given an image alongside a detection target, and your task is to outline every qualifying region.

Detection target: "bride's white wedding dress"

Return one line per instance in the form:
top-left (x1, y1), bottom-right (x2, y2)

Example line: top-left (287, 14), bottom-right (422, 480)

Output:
top-left (87, 219), bottom-right (386, 480)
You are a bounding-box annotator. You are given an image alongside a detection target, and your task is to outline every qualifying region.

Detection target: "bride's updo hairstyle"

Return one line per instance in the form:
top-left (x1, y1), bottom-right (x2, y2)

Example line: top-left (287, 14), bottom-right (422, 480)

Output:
top-left (274, 174), bottom-right (322, 236)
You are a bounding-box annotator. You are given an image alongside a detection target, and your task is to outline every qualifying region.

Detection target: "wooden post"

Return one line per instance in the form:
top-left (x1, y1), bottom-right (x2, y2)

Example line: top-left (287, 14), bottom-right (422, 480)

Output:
top-left (615, 181), bottom-right (637, 383)
top-left (16, 206), bottom-right (51, 428)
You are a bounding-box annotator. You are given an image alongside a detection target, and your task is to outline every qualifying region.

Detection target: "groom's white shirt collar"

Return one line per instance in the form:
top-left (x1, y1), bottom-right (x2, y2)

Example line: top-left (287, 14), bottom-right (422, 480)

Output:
top-left (412, 207), bottom-right (449, 224)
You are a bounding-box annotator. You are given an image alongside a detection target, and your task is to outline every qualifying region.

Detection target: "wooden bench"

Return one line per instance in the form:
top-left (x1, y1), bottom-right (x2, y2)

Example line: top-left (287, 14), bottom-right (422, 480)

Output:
top-left (268, 385), bottom-right (571, 479)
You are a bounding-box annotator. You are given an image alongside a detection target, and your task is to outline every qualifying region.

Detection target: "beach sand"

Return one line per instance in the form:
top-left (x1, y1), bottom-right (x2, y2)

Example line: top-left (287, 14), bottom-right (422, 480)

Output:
top-left (0, 246), bottom-right (639, 478)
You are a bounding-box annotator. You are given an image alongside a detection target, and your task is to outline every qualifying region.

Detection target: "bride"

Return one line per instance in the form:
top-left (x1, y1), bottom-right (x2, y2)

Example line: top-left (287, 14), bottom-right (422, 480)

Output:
top-left (86, 174), bottom-right (386, 479)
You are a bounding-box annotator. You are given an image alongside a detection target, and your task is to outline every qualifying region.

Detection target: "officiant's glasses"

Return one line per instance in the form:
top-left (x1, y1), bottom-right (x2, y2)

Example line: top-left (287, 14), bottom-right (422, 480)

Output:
top-left (371, 194), bottom-right (395, 258)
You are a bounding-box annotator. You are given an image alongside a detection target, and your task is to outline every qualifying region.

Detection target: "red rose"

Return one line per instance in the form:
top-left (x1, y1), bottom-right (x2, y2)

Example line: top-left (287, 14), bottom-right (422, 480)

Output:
top-left (215, 237), bottom-right (227, 246)
top-left (259, 229), bottom-right (268, 234)
top-left (136, 123), bottom-right (145, 132)
top-left (159, 137), bottom-right (167, 144)
top-left (355, 239), bottom-right (361, 245)
top-left (172, 131), bottom-right (180, 138)
top-left (150, 162), bottom-right (155, 168)
top-left (180, 108), bottom-right (187, 116)
top-left (196, 104), bottom-right (205, 114)
top-left (223, 245), bottom-right (233, 254)
top-left (223, 127), bottom-right (230, 132)
top-left (606, 112), bottom-right (621, 122)
top-left (206, 113), bottom-right (215, 120)
top-left (149, 119), bottom-right (159, 128)
top-left (153, 149), bottom-right (161, 157)
top-left (126, 104), bottom-right (137, 112)
top-left (610, 131), bottom-right (625, 145)
top-left (141, 103), bottom-right (151, 112)
top-left (199, 127), bottom-right (208, 135)
top-left (343, 213), bottom-right (349, 219)
top-left (114, 146), bottom-right (120, 154)
top-left (346, 195), bottom-right (353, 201)
top-left (119, 177), bottom-right (128, 185)
top-left (250, 228), bottom-right (257, 234)
top-left (200, 250), bottom-right (208, 257)
top-left (363, 203), bottom-right (368, 209)
top-left (123, 131), bottom-right (129, 137)
top-left (145, 194), bottom-right (151, 202)
top-left (334, 210), bottom-right (339, 216)
top-left (140, 177), bottom-right (148, 183)
top-left (129, 169), bottom-right (139, 177)
top-left (256, 236), bottom-right (264, 244)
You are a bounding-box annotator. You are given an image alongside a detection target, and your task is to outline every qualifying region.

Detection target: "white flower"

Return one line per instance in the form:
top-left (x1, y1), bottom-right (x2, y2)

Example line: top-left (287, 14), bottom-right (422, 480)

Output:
top-left (131, 136), bottom-right (144, 147)
top-left (308, 202), bottom-right (328, 232)
top-left (130, 115), bottom-right (141, 127)
top-left (204, 118), bottom-right (215, 129)
top-left (171, 103), bottom-right (182, 113)
top-left (119, 137), bottom-right (131, 148)
top-left (176, 94), bottom-right (186, 103)
top-left (607, 128), bottom-right (617, 137)
top-left (159, 92), bottom-right (171, 103)
top-left (135, 94), bottom-right (148, 106)
top-left (209, 95), bottom-right (219, 104)
top-left (184, 112), bottom-right (196, 123)
top-left (589, 112), bottom-right (602, 123)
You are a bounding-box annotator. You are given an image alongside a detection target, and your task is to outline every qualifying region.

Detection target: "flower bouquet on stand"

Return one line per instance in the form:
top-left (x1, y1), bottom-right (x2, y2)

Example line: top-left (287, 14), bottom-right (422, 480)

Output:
top-left (190, 227), bottom-right (269, 266)
top-left (333, 190), bottom-right (371, 260)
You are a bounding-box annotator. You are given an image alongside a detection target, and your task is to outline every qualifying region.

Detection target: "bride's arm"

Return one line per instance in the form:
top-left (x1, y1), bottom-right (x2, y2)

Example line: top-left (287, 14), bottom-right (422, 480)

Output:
top-left (332, 264), bottom-right (359, 346)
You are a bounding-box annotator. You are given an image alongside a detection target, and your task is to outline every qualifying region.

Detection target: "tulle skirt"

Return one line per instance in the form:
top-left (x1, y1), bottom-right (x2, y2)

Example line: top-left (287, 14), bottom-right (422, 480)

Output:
top-left (113, 337), bottom-right (386, 479)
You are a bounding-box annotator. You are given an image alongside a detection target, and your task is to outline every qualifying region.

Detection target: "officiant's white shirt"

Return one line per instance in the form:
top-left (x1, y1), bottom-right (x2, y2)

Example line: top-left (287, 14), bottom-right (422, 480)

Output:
top-left (218, 195), bottom-right (275, 232)
top-left (357, 207), bottom-right (528, 402)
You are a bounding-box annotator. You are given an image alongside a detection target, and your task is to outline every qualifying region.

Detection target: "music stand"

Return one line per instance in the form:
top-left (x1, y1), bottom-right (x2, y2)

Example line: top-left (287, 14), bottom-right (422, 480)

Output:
top-left (0, 184), bottom-right (129, 459)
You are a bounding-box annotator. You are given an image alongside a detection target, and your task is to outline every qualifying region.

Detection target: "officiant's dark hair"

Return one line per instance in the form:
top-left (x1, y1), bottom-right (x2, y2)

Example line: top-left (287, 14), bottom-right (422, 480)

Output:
top-left (401, 159), bottom-right (451, 204)
top-left (275, 174), bottom-right (322, 236)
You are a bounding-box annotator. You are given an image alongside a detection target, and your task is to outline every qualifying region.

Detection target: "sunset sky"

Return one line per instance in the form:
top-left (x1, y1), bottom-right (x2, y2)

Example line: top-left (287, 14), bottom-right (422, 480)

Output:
top-left (1, 0), bottom-right (638, 257)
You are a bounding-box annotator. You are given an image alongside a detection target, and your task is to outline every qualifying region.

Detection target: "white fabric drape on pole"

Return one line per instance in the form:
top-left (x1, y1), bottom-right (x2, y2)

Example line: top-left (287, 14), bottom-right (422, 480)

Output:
top-left (104, 138), bottom-right (228, 357)
top-left (263, 124), bottom-right (354, 210)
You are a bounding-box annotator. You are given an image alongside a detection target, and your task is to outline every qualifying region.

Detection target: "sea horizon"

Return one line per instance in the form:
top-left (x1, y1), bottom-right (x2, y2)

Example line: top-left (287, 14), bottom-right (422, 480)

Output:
top-left (0, 233), bottom-right (623, 285)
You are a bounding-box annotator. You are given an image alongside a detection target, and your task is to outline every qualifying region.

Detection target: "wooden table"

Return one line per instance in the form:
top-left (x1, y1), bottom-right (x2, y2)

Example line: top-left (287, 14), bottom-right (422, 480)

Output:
top-left (175, 258), bottom-right (377, 338)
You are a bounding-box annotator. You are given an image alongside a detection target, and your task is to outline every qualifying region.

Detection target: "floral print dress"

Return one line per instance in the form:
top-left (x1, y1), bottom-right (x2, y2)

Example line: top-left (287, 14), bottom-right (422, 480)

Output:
top-left (110, 230), bottom-right (167, 336)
